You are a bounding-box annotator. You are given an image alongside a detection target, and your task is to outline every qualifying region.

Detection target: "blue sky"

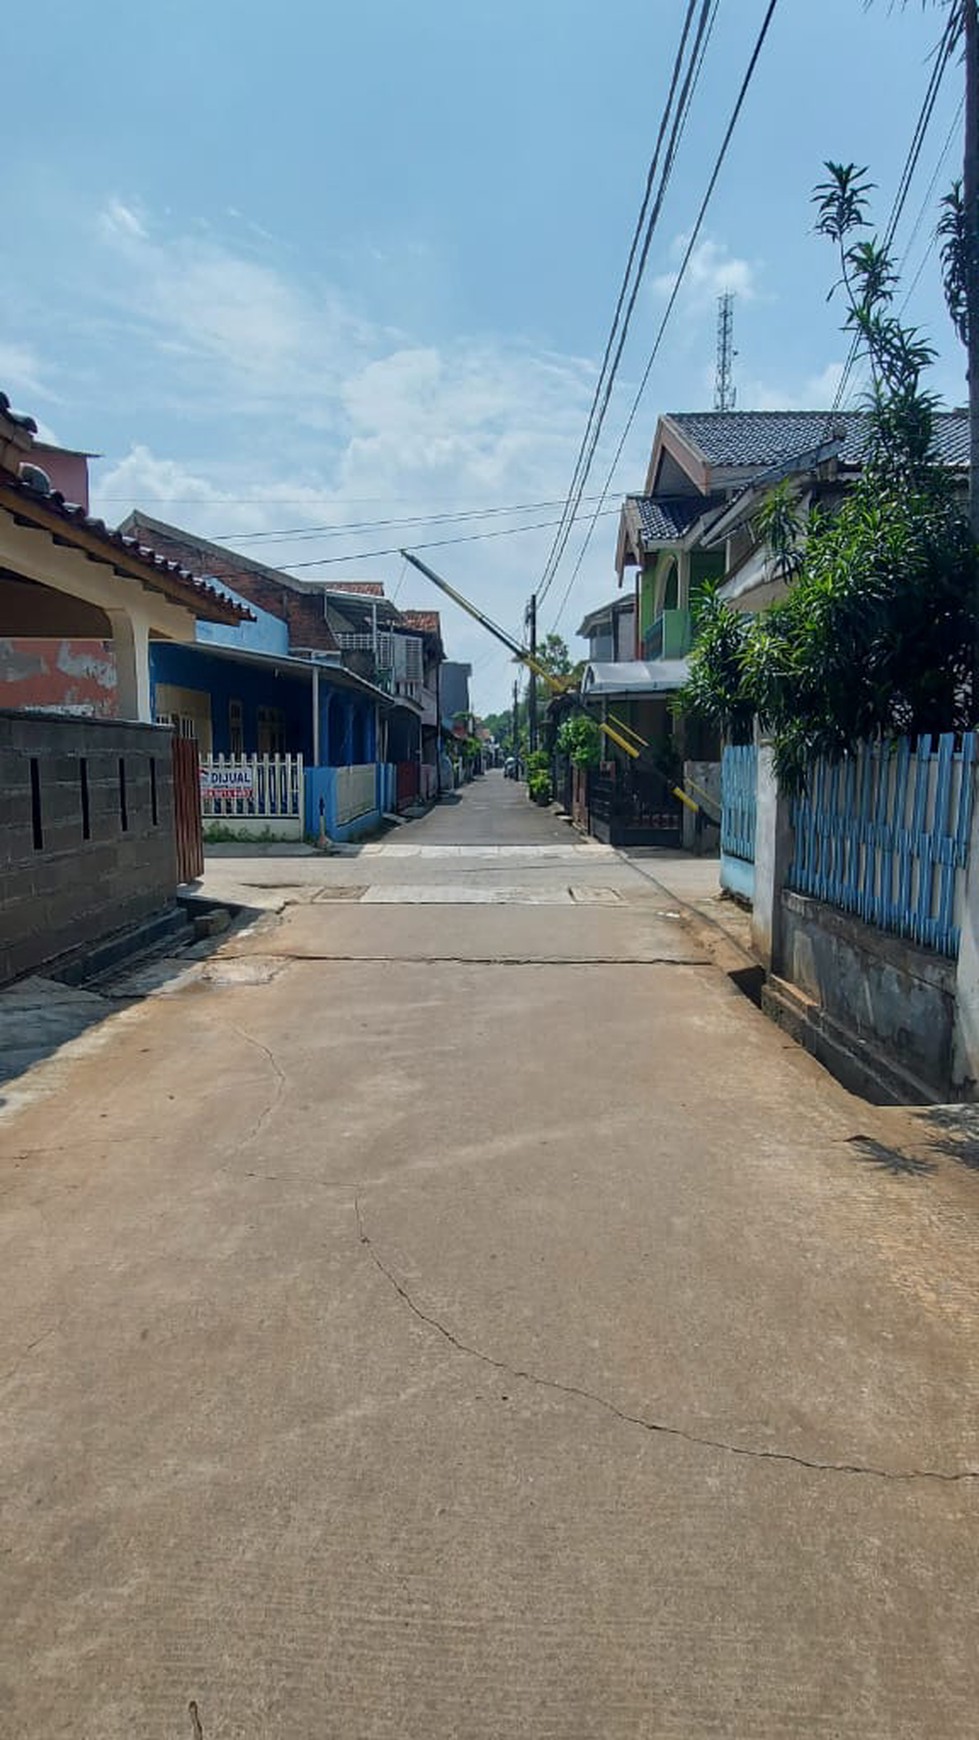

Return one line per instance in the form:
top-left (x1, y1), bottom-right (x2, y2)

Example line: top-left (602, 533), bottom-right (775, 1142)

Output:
top-left (1, 0), bottom-right (967, 710)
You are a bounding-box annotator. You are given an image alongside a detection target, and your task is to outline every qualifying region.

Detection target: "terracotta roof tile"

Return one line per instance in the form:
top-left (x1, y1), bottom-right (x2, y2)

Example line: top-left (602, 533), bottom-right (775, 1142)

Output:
top-left (0, 473), bottom-right (251, 625)
top-left (400, 609), bottom-right (441, 634)
top-left (322, 580), bottom-right (386, 596)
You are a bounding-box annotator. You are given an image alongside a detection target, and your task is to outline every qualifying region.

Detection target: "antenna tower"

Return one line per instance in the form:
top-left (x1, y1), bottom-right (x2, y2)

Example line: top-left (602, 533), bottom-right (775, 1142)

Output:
top-left (714, 292), bottom-right (736, 411)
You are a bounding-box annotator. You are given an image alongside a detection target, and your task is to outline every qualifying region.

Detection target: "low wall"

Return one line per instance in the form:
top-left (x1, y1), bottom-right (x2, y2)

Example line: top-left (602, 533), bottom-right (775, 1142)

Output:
top-left (0, 710), bottom-right (177, 984)
top-left (304, 764), bottom-right (384, 844)
top-left (769, 887), bottom-right (956, 1103)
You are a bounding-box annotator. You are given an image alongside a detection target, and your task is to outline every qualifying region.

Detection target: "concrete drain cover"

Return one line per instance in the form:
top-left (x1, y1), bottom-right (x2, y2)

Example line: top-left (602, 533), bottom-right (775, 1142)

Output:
top-left (567, 886), bottom-right (623, 904)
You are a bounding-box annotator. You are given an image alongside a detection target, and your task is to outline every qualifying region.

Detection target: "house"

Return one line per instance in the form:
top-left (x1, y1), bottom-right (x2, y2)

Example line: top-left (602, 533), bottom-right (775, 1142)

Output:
top-left (573, 407), bottom-right (972, 848)
top-left (399, 608), bottom-right (445, 799)
top-left (577, 595), bottom-right (636, 664)
top-left (618, 409), bottom-right (970, 622)
top-left (0, 389), bottom-right (248, 983)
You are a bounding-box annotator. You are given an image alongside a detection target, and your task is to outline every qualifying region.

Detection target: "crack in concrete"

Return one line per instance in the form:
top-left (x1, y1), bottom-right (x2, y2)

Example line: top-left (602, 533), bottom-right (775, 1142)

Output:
top-left (224, 1023), bottom-right (287, 1148)
top-left (354, 1198), bottom-right (979, 1486)
top-left (213, 953), bottom-right (708, 968)
top-left (0, 1321), bottom-right (63, 1390)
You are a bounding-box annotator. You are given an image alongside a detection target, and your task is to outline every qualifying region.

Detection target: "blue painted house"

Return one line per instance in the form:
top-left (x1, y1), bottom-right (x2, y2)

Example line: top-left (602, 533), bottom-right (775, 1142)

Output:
top-left (149, 585), bottom-right (386, 768)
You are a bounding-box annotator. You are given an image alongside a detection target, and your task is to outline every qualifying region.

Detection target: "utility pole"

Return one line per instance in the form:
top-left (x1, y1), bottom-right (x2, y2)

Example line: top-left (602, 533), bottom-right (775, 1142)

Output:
top-left (525, 593), bottom-right (538, 754)
top-left (965, 0), bottom-right (979, 544)
top-left (512, 678), bottom-right (519, 759)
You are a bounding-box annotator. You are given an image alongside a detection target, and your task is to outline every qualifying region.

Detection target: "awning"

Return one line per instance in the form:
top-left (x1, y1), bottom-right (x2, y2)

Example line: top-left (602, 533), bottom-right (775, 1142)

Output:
top-left (173, 641), bottom-right (405, 709)
top-left (580, 659), bottom-right (690, 699)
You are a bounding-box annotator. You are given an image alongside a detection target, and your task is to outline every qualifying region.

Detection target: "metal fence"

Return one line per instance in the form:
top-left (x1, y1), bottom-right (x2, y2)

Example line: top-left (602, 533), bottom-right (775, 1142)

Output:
top-left (721, 744), bottom-right (758, 864)
top-left (788, 734), bottom-right (976, 957)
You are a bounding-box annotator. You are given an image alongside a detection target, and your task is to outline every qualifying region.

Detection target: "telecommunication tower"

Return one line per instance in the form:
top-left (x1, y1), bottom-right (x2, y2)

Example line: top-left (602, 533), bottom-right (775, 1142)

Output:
top-left (714, 292), bottom-right (736, 412)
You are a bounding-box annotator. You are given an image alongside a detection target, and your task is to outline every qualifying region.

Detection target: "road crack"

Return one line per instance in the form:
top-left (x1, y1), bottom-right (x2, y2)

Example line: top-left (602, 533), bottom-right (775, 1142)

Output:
top-left (224, 1022), bottom-right (287, 1148)
top-left (354, 1197), bottom-right (979, 1485)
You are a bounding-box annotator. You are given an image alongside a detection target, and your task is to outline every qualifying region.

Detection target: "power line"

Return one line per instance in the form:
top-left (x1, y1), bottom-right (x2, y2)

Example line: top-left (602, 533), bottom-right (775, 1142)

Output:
top-left (550, 0), bottom-right (782, 633)
top-left (216, 494), bottom-right (607, 546)
top-left (536, 0), bottom-right (719, 608)
top-left (830, 7), bottom-right (959, 413)
top-left (281, 507), bottom-right (619, 570)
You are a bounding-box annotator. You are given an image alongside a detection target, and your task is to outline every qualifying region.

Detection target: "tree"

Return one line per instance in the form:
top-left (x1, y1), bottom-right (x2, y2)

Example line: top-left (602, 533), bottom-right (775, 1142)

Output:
top-left (680, 161), bottom-right (979, 791)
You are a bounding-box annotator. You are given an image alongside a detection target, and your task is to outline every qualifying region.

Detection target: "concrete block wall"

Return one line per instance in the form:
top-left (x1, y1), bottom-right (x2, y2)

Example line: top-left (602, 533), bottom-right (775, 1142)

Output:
top-left (0, 711), bottom-right (177, 983)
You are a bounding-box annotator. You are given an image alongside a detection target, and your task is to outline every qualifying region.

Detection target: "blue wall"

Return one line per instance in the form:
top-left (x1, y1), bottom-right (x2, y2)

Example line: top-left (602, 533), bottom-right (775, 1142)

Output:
top-left (195, 583), bottom-right (290, 656)
top-left (150, 643), bottom-right (377, 765)
top-left (305, 764), bottom-right (389, 843)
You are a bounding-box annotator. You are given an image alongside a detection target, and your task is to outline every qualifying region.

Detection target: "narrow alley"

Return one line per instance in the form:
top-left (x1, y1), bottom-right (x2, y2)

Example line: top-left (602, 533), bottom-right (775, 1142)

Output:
top-left (3, 773), bottom-right (979, 1737)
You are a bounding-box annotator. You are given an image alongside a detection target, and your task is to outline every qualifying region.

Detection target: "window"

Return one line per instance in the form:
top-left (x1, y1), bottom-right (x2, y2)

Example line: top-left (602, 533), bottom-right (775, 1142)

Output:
top-left (229, 698), bottom-right (244, 756)
top-left (257, 706), bottom-right (287, 757)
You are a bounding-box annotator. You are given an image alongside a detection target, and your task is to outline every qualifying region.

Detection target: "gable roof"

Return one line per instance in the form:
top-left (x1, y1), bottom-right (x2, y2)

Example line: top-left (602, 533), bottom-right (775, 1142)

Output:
top-left (662, 409), bottom-right (970, 475)
top-left (627, 495), bottom-right (707, 543)
top-left (121, 510), bottom-right (318, 597)
top-left (399, 608), bottom-right (441, 635)
top-left (1, 473), bottom-right (250, 625)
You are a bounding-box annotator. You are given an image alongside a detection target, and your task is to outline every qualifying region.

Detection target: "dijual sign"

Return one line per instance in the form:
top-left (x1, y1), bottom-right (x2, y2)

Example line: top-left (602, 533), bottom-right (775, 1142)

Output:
top-left (200, 765), bottom-right (255, 798)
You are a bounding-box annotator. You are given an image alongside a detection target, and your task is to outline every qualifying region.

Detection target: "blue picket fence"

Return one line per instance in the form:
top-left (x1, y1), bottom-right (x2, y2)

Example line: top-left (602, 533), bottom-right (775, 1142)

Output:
top-left (788, 734), bottom-right (976, 957)
top-left (720, 743), bottom-right (758, 901)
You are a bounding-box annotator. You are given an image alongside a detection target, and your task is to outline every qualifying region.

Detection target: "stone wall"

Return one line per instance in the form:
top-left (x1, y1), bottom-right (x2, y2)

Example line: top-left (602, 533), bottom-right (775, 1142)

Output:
top-left (0, 711), bottom-right (177, 983)
top-left (770, 888), bottom-right (956, 1103)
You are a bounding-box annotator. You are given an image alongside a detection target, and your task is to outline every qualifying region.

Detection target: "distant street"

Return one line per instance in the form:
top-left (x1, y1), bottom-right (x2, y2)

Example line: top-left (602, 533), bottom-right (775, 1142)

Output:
top-left (3, 772), bottom-right (979, 1738)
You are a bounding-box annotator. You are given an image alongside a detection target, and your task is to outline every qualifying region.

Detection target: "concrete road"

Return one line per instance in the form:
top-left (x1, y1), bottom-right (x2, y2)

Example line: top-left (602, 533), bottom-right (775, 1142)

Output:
top-left (3, 772), bottom-right (979, 1738)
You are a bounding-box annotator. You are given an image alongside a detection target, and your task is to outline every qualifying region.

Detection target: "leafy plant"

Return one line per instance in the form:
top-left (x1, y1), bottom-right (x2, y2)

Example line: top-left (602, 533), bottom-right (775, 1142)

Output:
top-left (680, 160), bottom-right (978, 792)
top-left (528, 770), bottom-right (552, 803)
top-left (753, 480), bottom-right (804, 581)
top-left (677, 583), bottom-right (754, 745)
top-left (557, 714), bottom-right (603, 768)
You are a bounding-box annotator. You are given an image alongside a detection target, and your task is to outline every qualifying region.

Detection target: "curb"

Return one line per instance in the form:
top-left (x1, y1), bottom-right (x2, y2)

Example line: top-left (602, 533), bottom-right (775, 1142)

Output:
top-left (615, 849), bottom-right (762, 982)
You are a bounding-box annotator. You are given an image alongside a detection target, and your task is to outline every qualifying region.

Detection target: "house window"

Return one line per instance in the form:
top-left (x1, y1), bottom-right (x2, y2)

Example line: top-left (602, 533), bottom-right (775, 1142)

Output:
top-left (154, 685), bottom-right (213, 756)
top-left (257, 706), bottom-right (287, 757)
top-left (229, 698), bottom-right (244, 756)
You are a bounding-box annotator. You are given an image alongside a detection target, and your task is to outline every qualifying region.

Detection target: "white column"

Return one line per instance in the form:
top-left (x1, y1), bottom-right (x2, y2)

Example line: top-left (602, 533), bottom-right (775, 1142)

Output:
top-left (750, 743), bottom-right (794, 974)
top-left (108, 609), bottom-right (152, 722)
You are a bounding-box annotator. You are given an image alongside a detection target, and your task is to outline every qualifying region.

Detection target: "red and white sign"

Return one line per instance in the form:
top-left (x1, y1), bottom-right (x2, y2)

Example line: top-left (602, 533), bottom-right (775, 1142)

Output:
top-left (200, 765), bottom-right (255, 799)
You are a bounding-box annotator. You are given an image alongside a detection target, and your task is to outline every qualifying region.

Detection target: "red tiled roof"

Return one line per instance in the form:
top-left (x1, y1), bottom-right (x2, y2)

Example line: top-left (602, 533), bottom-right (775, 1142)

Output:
top-left (400, 609), bottom-right (441, 634)
top-left (0, 473), bottom-right (251, 625)
top-left (322, 580), bottom-right (386, 596)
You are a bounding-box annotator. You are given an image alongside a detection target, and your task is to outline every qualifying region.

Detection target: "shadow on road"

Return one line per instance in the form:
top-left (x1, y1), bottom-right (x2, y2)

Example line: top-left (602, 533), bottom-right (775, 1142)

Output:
top-left (844, 1108), bottom-right (979, 1180)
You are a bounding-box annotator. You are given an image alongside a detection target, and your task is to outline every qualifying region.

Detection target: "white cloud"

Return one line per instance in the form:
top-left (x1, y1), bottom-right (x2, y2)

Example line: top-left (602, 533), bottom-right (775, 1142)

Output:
top-left (81, 198), bottom-right (631, 708)
top-left (99, 197), bottom-right (147, 241)
top-left (94, 198), bottom-right (372, 424)
top-left (0, 340), bottom-right (59, 404)
top-left (653, 235), bottom-right (761, 307)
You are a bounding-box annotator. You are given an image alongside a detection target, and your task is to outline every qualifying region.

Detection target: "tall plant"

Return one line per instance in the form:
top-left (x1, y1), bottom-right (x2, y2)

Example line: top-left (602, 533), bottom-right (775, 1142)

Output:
top-left (680, 162), bottom-right (978, 792)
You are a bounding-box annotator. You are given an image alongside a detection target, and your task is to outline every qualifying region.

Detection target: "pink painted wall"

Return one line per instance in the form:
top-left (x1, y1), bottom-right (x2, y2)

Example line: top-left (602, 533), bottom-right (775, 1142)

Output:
top-left (31, 444), bottom-right (91, 511)
top-left (0, 640), bottom-right (117, 715)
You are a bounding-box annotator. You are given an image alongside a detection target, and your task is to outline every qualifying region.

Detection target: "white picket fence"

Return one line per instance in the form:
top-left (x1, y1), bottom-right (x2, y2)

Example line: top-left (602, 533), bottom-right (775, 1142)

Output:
top-left (200, 754), bottom-right (304, 838)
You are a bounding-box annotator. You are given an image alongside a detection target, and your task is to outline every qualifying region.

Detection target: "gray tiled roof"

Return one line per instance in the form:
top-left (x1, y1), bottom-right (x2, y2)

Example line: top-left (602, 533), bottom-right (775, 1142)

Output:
top-left (627, 495), bottom-right (706, 542)
top-left (668, 409), bottom-right (970, 471)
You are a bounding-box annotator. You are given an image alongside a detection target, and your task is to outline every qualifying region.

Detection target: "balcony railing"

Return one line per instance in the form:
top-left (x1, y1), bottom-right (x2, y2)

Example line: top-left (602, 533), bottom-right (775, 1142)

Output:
top-left (643, 607), bottom-right (693, 662)
top-left (334, 632), bottom-right (376, 652)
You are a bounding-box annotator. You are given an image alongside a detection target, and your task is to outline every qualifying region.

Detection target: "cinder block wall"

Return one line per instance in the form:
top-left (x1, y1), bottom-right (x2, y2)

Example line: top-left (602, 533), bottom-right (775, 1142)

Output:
top-left (0, 711), bottom-right (177, 983)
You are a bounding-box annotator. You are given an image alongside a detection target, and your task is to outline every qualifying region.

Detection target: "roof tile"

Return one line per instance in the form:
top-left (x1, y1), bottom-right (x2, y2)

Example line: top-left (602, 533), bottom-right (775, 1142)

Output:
top-left (668, 408), bottom-right (970, 470)
top-left (626, 495), bottom-right (706, 543)
top-left (1, 473), bottom-right (250, 624)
